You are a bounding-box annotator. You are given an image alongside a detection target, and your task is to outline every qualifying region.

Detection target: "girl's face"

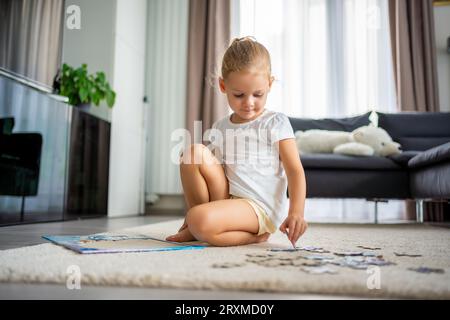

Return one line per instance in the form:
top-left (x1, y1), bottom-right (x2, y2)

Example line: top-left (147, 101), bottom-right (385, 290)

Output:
top-left (219, 70), bottom-right (273, 123)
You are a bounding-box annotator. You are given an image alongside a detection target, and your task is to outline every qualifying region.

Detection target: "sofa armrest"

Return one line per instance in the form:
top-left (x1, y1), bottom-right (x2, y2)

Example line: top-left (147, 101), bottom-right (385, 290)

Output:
top-left (408, 142), bottom-right (450, 169)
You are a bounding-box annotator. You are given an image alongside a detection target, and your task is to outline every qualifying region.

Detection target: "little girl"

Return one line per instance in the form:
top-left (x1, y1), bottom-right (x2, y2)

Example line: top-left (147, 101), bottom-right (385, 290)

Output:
top-left (166, 37), bottom-right (308, 247)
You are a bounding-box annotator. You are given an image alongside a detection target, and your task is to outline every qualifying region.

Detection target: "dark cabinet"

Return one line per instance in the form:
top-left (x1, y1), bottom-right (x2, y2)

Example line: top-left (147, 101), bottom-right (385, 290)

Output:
top-left (65, 108), bottom-right (110, 219)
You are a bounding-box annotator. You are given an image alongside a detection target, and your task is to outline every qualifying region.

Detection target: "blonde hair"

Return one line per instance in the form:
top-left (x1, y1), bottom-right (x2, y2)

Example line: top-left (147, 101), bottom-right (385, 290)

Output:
top-left (221, 37), bottom-right (272, 80)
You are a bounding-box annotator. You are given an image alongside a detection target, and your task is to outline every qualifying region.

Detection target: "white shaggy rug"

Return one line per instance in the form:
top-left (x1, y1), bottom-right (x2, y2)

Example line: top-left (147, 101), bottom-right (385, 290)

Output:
top-left (0, 219), bottom-right (449, 299)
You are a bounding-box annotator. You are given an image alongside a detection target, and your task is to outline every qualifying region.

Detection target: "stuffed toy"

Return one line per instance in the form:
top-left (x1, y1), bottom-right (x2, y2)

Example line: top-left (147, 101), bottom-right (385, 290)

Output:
top-left (295, 125), bottom-right (401, 157)
top-left (294, 130), bottom-right (351, 154)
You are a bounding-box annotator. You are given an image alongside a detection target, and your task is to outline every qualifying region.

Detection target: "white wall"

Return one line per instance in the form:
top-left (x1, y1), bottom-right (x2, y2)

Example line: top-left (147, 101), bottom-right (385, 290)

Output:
top-left (108, 0), bottom-right (147, 217)
top-left (434, 6), bottom-right (450, 112)
top-left (62, 0), bottom-right (116, 122)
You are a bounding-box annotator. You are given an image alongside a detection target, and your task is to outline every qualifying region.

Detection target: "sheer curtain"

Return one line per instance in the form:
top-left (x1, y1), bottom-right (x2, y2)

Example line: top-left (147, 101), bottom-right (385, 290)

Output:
top-left (0, 0), bottom-right (64, 87)
top-left (235, 0), bottom-right (397, 117)
top-left (232, 0), bottom-right (404, 222)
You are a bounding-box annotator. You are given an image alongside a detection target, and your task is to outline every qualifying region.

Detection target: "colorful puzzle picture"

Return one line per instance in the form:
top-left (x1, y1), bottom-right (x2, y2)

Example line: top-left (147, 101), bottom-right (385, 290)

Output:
top-left (42, 234), bottom-right (206, 254)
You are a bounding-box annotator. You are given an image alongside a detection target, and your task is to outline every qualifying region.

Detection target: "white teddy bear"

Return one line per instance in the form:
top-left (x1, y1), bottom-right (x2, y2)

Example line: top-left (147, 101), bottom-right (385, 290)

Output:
top-left (295, 125), bottom-right (401, 157)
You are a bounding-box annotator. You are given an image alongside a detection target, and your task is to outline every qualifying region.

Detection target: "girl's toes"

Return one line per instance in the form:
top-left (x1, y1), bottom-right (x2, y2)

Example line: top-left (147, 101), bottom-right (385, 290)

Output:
top-left (166, 229), bottom-right (196, 242)
top-left (166, 234), bottom-right (178, 241)
top-left (256, 232), bottom-right (270, 243)
top-left (175, 229), bottom-right (196, 242)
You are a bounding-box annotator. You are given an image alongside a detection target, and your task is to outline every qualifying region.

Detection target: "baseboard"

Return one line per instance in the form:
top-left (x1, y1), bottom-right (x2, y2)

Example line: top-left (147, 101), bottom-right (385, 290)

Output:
top-left (145, 194), bottom-right (185, 216)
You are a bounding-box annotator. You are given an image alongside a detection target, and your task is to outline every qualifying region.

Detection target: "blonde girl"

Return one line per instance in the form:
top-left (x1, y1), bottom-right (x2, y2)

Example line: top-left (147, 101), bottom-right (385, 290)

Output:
top-left (166, 37), bottom-right (308, 247)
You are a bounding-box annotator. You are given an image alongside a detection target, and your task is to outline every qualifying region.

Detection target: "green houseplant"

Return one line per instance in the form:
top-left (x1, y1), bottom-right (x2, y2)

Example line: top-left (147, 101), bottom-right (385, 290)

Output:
top-left (54, 63), bottom-right (116, 108)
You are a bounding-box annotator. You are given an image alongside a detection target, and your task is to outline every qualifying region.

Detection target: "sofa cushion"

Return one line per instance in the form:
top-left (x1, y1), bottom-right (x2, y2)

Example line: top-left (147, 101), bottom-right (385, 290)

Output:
top-left (388, 151), bottom-right (421, 167)
top-left (377, 112), bottom-right (450, 151)
top-left (408, 142), bottom-right (450, 169)
top-left (289, 112), bottom-right (371, 132)
top-left (305, 169), bottom-right (410, 198)
top-left (300, 153), bottom-right (401, 170)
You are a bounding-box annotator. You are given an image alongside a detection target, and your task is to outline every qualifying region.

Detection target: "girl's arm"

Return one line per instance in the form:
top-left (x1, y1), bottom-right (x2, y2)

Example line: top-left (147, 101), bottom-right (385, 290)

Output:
top-left (278, 138), bottom-right (308, 246)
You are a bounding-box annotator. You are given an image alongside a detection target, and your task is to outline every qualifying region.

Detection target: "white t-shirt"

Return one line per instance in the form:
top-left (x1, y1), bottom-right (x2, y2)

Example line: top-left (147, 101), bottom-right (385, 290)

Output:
top-left (207, 109), bottom-right (295, 228)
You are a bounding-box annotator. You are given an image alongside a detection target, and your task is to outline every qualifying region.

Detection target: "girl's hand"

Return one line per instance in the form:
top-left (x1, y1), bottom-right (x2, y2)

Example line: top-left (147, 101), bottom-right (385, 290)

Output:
top-left (279, 214), bottom-right (308, 247)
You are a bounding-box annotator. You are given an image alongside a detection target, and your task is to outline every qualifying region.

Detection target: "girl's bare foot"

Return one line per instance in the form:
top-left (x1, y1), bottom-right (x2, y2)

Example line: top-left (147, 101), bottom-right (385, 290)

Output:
top-left (254, 232), bottom-right (270, 243)
top-left (166, 227), bottom-right (196, 242)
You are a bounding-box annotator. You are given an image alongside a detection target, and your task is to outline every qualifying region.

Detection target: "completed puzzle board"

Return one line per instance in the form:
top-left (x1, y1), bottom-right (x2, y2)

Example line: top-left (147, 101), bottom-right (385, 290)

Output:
top-left (42, 234), bottom-right (206, 254)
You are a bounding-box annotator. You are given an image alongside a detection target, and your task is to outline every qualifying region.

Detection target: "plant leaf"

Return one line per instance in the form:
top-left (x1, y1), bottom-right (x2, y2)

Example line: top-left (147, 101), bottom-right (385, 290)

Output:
top-left (79, 87), bottom-right (88, 103)
top-left (106, 90), bottom-right (116, 108)
top-left (58, 63), bottom-right (115, 107)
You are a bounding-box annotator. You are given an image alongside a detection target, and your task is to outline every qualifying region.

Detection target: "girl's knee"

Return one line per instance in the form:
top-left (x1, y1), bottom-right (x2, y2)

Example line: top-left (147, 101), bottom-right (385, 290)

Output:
top-left (186, 206), bottom-right (216, 240)
top-left (180, 144), bottom-right (206, 165)
top-left (180, 144), bottom-right (219, 166)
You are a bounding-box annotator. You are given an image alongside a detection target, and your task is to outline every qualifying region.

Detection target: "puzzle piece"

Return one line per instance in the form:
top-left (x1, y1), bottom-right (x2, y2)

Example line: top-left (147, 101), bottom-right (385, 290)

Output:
top-left (408, 267), bottom-right (444, 274)
top-left (333, 251), bottom-right (364, 256)
top-left (394, 252), bottom-right (422, 257)
top-left (365, 257), bottom-right (395, 266)
top-left (297, 246), bottom-right (330, 253)
top-left (293, 260), bottom-right (325, 267)
top-left (302, 255), bottom-right (335, 261)
top-left (268, 248), bottom-right (299, 252)
top-left (301, 266), bottom-right (338, 274)
top-left (246, 253), bottom-right (275, 258)
top-left (211, 262), bottom-right (245, 268)
top-left (357, 245), bottom-right (381, 250)
top-left (258, 260), bottom-right (293, 267)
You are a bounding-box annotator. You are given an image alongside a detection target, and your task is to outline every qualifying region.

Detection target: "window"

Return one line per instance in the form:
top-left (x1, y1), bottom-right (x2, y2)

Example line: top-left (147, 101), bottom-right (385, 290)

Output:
top-left (232, 0), bottom-right (397, 118)
top-left (231, 0), bottom-right (405, 222)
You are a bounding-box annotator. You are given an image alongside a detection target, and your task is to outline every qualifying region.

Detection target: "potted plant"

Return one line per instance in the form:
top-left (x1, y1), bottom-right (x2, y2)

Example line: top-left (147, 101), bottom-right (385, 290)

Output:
top-left (53, 63), bottom-right (116, 108)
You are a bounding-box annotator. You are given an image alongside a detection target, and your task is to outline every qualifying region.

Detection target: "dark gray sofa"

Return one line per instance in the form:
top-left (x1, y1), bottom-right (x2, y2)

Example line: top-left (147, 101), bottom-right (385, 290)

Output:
top-left (288, 112), bottom-right (450, 222)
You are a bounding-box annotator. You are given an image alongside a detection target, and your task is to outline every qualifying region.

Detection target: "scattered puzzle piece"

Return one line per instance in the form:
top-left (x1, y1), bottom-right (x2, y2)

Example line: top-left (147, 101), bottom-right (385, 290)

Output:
top-left (298, 246), bottom-right (330, 253)
top-left (302, 255), bottom-right (335, 261)
top-left (293, 260), bottom-right (325, 267)
top-left (362, 252), bottom-right (379, 257)
top-left (408, 267), bottom-right (444, 274)
top-left (333, 251), bottom-right (363, 256)
top-left (301, 266), bottom-right (338, 274)
top-left (211, 262), bottom-right (245, 268)
top-left (246, 253), bottom-right (275, 258)
top-left (268, 248), bottom-right (299, 252)
top-left (365, 258), bottom-right (395, 266)
top-left (246, 258), bottom-right (270, 264)
top-left (258, 260), bottom-right (292, 267)
top-left (238, 245), bottom-right (399, 273)
top-left (394, 252), bottom-right (422, 257)
top-left (357, 245), bottom-right (381, 250)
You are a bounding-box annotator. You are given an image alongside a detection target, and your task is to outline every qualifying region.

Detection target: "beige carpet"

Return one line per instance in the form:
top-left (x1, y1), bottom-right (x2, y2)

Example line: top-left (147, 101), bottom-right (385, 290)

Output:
top-left (0, 219), bottom-right (449, 299)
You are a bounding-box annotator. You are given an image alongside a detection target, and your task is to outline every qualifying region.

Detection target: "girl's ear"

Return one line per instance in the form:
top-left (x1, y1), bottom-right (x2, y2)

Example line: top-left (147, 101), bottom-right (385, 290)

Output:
top-left (269, 76), bottom-right (275, 89)
top-left (219, 77), bottom-right (226, 93)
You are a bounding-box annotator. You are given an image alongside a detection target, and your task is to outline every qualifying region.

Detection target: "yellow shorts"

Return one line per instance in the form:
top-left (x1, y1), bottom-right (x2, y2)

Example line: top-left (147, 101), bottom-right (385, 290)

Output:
top-left (230, 195), bottom-right (277, 236)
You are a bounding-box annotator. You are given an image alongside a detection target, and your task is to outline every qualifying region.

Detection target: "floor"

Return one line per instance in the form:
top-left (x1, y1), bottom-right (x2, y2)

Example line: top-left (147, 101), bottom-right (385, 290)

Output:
top-left (0, 215), bottom-right (369, 300)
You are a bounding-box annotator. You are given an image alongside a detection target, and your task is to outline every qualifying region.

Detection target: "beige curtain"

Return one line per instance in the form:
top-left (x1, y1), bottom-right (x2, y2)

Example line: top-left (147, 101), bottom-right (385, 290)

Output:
top-left (0, 0), bottom-right (64, 87)
top-left (389, 0), bottom-right (445, 222)
top-left (186, 0), bottom-right (231, 140)
top-left (388, 0), bottom-right (440, 112)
